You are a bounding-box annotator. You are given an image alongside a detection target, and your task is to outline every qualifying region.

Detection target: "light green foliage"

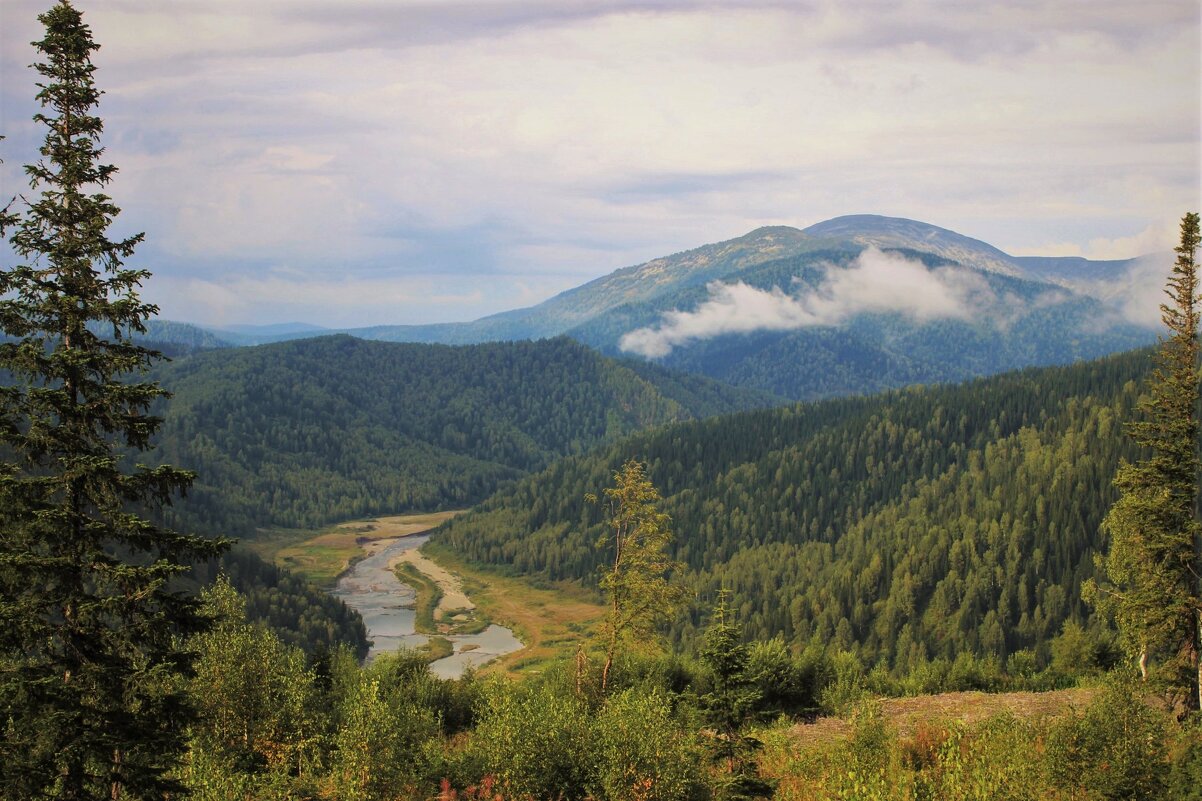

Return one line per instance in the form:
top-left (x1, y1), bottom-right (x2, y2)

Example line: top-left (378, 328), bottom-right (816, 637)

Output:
top-left (470, 679), bottom-right (595, 801)
top-left (819, 651), bottom-right (868, 716)
top-left (831, 704), bottom-right (911, 801)
top-left (592, 459), bottom-right (687, 690)
top-left (593, 688), bottom-right (705, 801)
top-left (1049, 619), bottom-right (1117, 677)
top-left (329, 674), bottom-right (436, 801)
top-left (1046, 679), bottom-right (1170, 801)
top-left (186, 579), bottom-right (321, 795)
top-left (925, 716), bottom-right (1046, 801)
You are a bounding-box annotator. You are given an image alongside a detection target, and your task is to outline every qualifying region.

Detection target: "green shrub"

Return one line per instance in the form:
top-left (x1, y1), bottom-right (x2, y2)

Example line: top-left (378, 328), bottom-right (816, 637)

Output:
top-left (593, 688), bottom-right (705, 801)
top-left (746, 637), bottom-right (822, 717)
top-left (925, 715), bottom-right (1047, 801)
top-left (820, 650), bottom-right (868, 715)
top-left (1045, 678), bottom-right (1170, 800)
top-left (469, 679), bottom-right (595, 800)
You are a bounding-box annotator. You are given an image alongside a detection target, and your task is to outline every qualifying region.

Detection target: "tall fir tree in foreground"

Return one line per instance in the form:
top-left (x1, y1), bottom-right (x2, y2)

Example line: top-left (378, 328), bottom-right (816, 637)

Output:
top-left (0, 3), bottom-right (227, 798)
top-left (1090, 211), bottom-right (1201, 710)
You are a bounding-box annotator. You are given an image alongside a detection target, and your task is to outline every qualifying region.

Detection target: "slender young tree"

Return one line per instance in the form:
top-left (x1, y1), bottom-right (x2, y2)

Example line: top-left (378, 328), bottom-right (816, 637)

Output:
top-left (0, 3), bottom-right (227, 798)
top-left (588, 459), bottom-right (685, 691)
top-left (1090, 211), bottom-right (1201, 710)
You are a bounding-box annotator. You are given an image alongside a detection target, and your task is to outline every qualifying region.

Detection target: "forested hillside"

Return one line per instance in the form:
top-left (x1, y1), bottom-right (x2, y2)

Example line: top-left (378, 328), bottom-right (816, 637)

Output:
top-left (151, 335), bottom-right (777, 536)
top-left (436, 348), bottom-right (1153, 668)
top-left (190, 548), bottom-right (370, 659)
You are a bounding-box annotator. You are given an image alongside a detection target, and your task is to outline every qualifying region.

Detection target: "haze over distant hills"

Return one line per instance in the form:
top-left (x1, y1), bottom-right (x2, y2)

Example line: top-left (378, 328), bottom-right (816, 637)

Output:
top-left (156, 215), bottom-right (1160, 399)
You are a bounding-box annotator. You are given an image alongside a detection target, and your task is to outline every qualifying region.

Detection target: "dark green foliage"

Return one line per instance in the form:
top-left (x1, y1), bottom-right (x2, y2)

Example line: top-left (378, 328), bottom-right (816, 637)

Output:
top-left (190, 548), bottom-right (370, 659)
top-left (437, 349), bottom-right (1153, 667)
top-left (1090, 212), bottom-right (1201, 705)
top-left (1168, 715), bottom-right (1202, 801)
top-left (699, 591), bottom-right (776, 800)
top-left (0, 4), bottom-right (226, 797)
top-left (148, 335), bottom-right (776, 536)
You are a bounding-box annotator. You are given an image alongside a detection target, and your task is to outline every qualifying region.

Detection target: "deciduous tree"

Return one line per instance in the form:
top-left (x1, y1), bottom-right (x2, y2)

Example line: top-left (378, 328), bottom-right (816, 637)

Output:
top-left (588, 459), bottom-right (686, 691)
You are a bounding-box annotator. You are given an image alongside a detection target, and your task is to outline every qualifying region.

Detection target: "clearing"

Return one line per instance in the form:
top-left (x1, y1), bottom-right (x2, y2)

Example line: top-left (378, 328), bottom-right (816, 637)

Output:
top-left (421, 541), bottom-right (607, 676)
top-left (787, 687), bottom-right (1098, 747)
top-left (246, 511), bottom-right (463, 588)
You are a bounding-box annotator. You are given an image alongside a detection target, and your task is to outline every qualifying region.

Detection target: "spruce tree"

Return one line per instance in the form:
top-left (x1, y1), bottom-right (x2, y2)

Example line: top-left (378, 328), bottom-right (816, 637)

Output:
top-left (699, 590), bottom-right (775, 801)
top-left (1090, 211), bottom-right (1201, 710)
top-left (0, 3), bottom-right (228, 798)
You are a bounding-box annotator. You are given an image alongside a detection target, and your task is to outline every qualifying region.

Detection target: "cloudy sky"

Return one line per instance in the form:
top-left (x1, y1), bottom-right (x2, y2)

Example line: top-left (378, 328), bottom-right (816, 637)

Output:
top-left (1, 1), bottom-right (1198, 328)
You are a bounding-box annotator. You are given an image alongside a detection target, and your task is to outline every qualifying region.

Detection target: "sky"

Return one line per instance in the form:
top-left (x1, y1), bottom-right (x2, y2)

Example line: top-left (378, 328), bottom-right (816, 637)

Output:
top-left (1, 0), bottom-right (1199, 329)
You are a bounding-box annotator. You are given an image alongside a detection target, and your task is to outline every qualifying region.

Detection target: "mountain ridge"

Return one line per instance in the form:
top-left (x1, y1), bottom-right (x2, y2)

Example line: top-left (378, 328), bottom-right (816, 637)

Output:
top-left (180, 214), bottom-right (1152, 348)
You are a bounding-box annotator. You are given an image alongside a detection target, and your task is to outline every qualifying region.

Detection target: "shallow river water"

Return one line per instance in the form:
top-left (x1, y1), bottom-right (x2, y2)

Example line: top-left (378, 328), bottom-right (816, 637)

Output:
top-left (330, 534), bottom-right (523, 678)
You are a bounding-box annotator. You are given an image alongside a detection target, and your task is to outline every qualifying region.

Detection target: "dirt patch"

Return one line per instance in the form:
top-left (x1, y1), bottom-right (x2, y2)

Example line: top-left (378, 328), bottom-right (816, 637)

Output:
top-left (335, 511), bottom-right (462, 540)
top-left (790, 688), bottom-right (1098, 747)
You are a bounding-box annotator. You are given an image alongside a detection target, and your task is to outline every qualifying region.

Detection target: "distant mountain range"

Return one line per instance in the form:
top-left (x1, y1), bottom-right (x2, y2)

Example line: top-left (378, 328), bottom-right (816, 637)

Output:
top-left (150, 215), bottom-right (1160, 399)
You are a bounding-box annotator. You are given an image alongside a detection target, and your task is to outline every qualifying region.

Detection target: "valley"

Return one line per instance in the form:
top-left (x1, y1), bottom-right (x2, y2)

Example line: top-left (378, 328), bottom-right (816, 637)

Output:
top-left (3, 3), bottom-right (1196, 797)
top-left (253, 511), bottom-right (605, 676)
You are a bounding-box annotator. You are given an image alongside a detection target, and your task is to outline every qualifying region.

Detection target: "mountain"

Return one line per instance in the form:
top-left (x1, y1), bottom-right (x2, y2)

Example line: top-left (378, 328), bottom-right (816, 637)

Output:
top-left (150, 335), bottom-right (779, 537)
top-left (801, 214), bottom-right (1026, 277)
top-left (435, 346), bottom-right (1152, 666)
top-left (148, 215), bottom-right (1158, 399)
top-left (203, 321), bottom-right (331, 346)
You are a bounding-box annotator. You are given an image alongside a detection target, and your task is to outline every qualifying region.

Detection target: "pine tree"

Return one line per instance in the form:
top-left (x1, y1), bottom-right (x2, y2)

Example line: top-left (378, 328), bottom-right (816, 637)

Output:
top-left (588, 459), bottom-right (686, 691)
top-left (1090, 211), bottom-right (1201, 710)
top-left (0, 3), bottom-right (228, 797)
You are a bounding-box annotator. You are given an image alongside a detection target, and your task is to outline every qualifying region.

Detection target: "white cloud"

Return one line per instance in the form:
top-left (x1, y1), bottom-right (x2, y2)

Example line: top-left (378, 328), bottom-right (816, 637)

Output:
top-left (1085, 254), bottom-right (1175, 329)
top-left (619, 247), bottom-right (1003, 357)
top-left (1026, 221), bottom-right (1179, 261)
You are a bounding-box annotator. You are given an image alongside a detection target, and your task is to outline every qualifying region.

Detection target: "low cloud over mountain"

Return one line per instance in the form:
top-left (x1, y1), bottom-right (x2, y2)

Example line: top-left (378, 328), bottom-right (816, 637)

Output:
top-left (620, 247), bottom-right (1021, 358)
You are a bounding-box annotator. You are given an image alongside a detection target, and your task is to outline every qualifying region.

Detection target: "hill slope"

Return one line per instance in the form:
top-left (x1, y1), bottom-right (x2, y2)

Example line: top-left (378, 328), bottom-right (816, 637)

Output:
top-left (435, 347), bottom-right (1152, 666)
top-left (151, 335), bottom-right (778, 537)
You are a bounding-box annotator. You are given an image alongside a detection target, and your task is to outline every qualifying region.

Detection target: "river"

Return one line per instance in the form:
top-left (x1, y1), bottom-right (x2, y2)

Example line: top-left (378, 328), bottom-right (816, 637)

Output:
top-left (330, 533), bottom-right (523, 678)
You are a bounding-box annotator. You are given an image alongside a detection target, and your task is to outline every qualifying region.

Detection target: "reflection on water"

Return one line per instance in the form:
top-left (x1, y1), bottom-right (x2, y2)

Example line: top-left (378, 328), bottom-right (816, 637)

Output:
top-left (331, 534), bottom-right (523, 678)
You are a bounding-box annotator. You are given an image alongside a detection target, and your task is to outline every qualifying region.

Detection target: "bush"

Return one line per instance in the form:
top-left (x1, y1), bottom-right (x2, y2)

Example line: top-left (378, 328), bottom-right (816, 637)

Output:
top-left (593, 688), bottom-right (705, 801)
top-left (925, 715), bottom-right (1046, 801)
top-left (819, 650), bottom-right (867, 715)
top-left (469, 679), bottom-right (595, 801)
top-left (745, 637), bottom-right (821, 717)
top-left (1046, 677), bottom-right (1170, 800)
